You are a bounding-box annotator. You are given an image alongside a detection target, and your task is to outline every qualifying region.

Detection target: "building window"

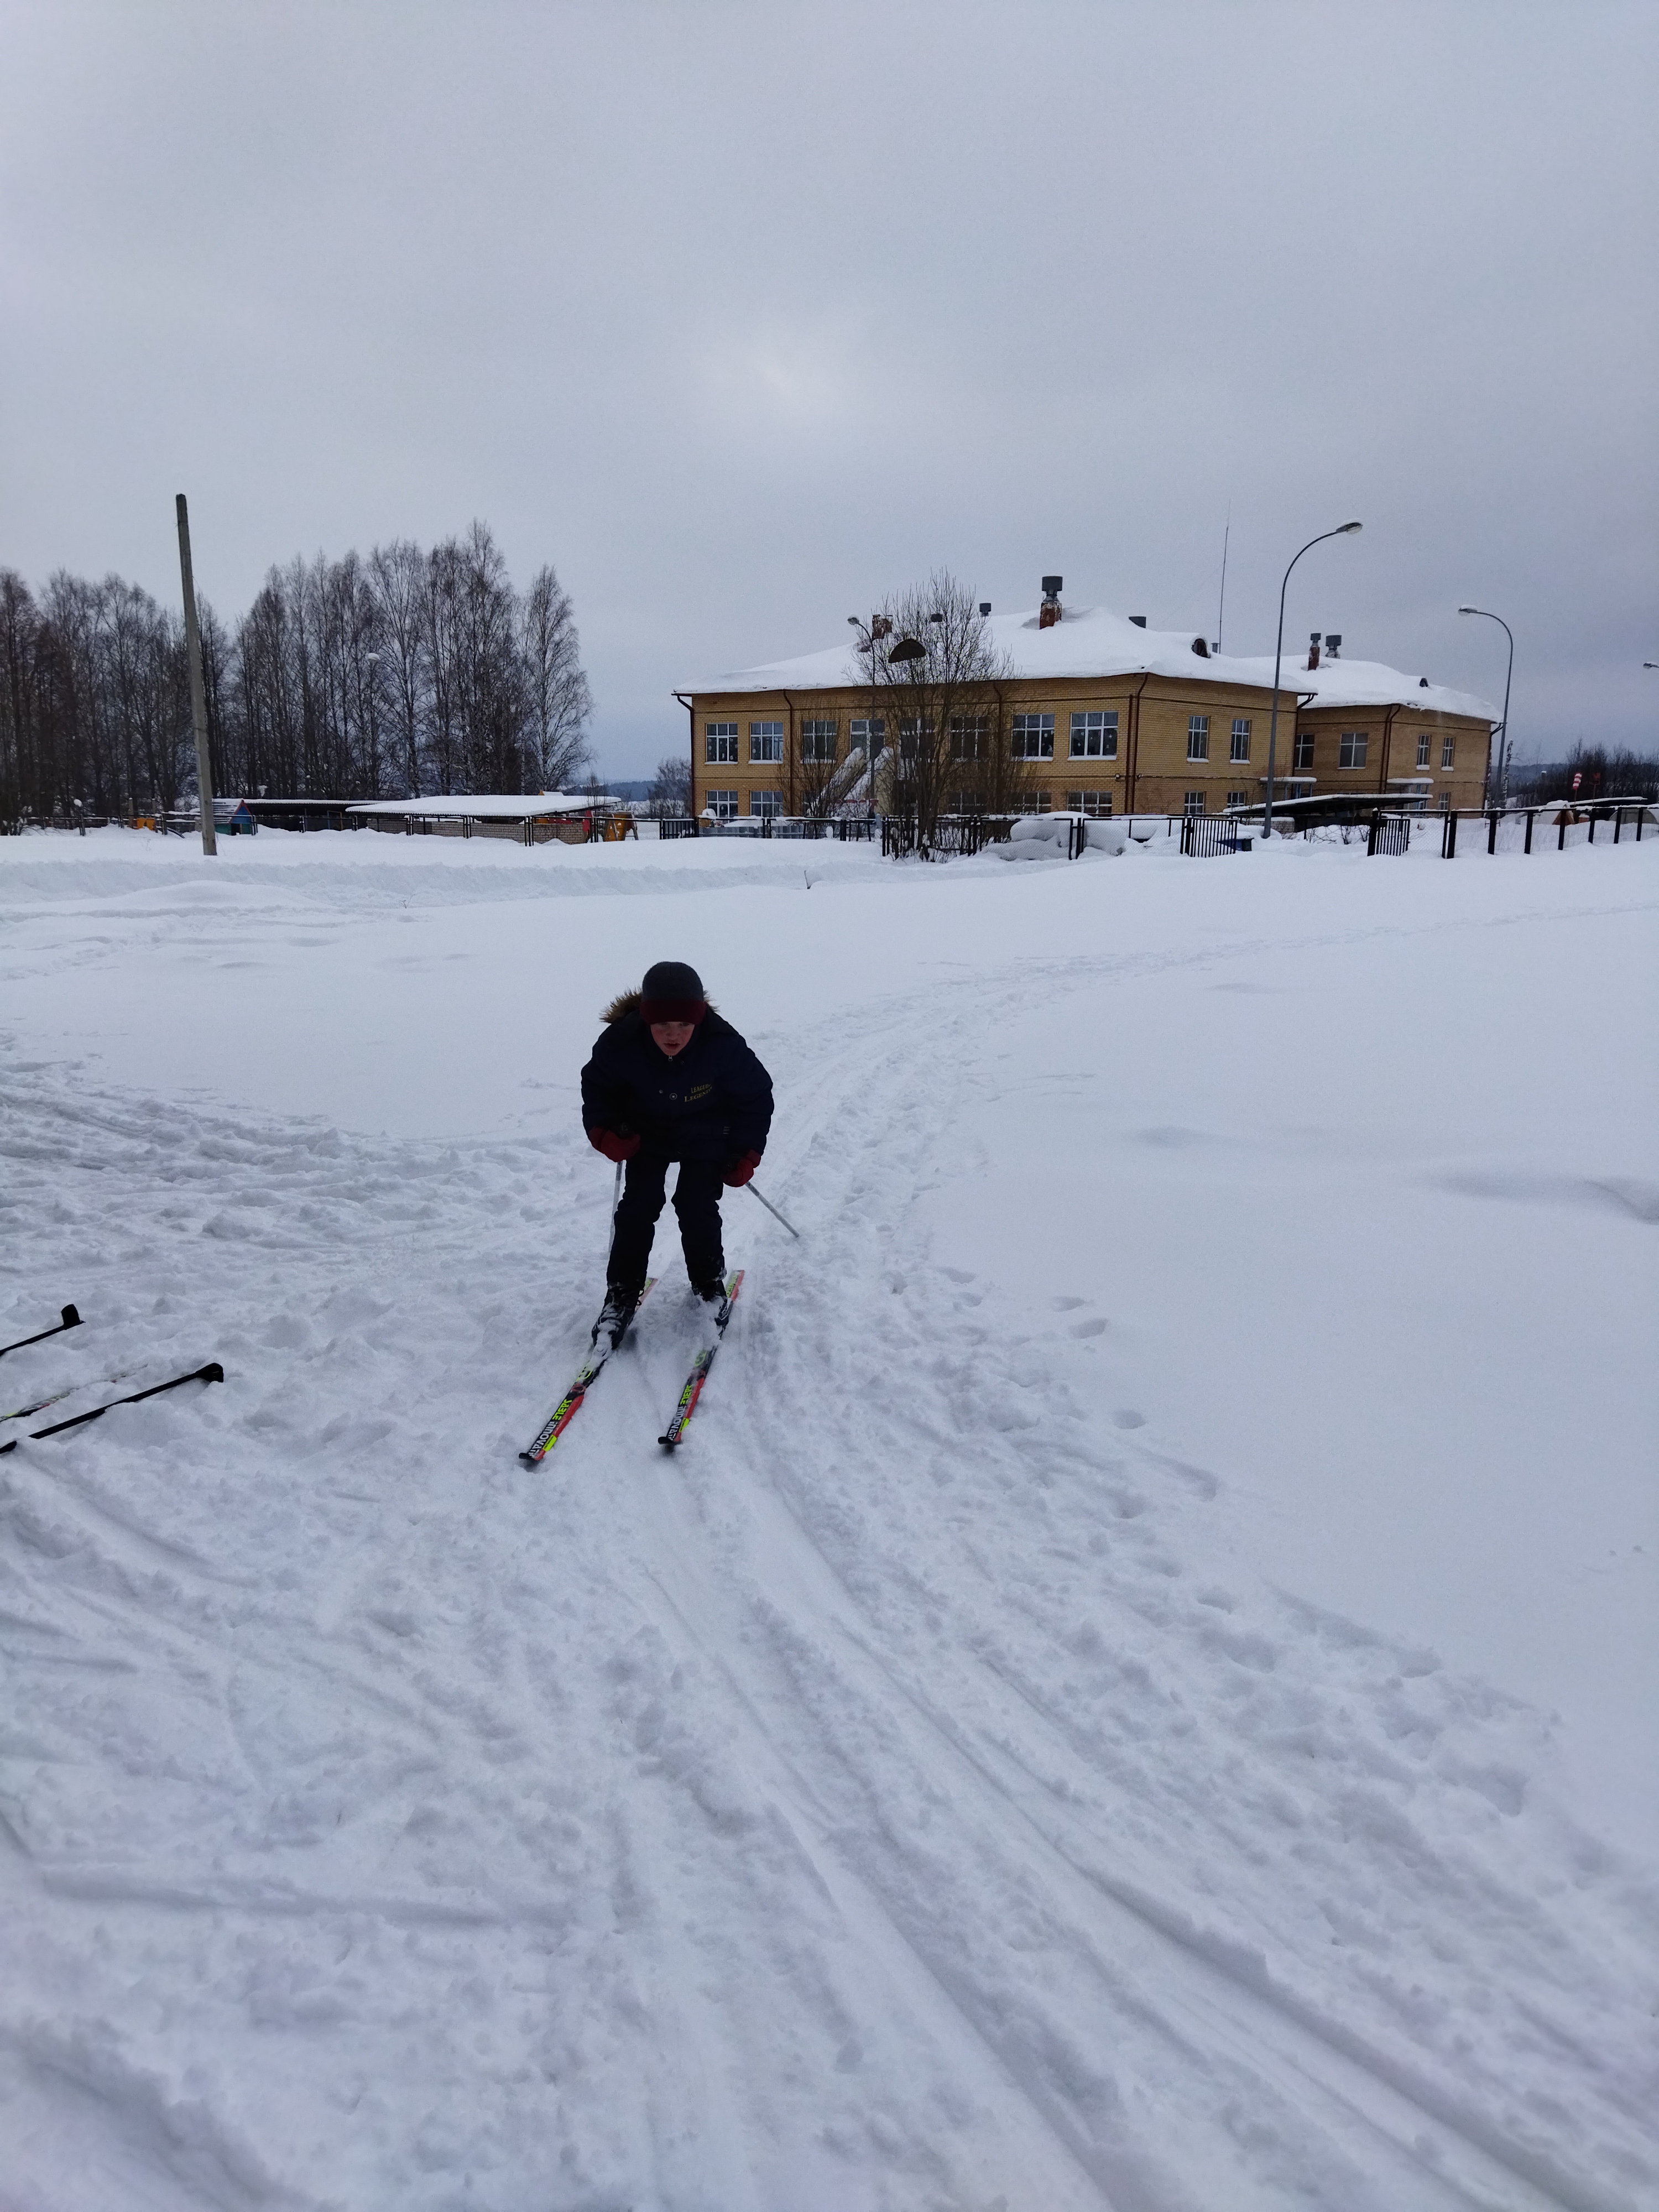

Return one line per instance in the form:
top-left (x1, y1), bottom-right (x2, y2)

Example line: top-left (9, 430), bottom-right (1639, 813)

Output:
top-left (849, 717), bottom-right (884, 755)
top-left (1338, 730), bottom-right (1369, 770)
top-left (949, 789), bottom-right (980, 815)
top-left (1070, 710), bottom-right (1118, 759)
top-left (1065, 790), bottom-right (1114, 816)
top-left (1225, 789), bottom-right (1251, 809)
top-left (705, 721), bottom-right (738, 765)
top-left (1230, 718), bottom-right (1251, 763)
top-left (705, 789), bottom-right (738, 821)
top-left (749, 720), bottom-right (783, 764)
top-left (897, 716), bottom-right (932, 758)
top-left (1293, 729), bottom-right (1315, 771)
top-left (1184, 790), bottom-right (1207, 815)
top-left (1416, 733), bottom-right (1432, 769)
top-left (1187, 715), bottom-right (1210, 761)
top-left (1011, 712), bottom-right (1055, 759)
top-left (801, 719), bottom-right (837, 762)
top-left (1021, 790), bottom-right (1054, 813)
top-left (950, 714), bottom-right (988, 761)
top-left (749, 789), bottom-right (781, 817)
top-left (1441, 735), bottom-right (1456, 770)
top-left (1438, 791), bottom-right (1451, 812)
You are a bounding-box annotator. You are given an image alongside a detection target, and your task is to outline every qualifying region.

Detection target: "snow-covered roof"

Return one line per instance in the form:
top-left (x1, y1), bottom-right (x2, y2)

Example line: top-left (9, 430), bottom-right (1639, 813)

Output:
top-left (687, 605), bottom-right (1495, 722)
top-left (687, 605), bottom-right (1273, 696)
top-left (346, 792), bottom-right (623, 820)
top-left (1229, 654), bottom-right (1495, 721)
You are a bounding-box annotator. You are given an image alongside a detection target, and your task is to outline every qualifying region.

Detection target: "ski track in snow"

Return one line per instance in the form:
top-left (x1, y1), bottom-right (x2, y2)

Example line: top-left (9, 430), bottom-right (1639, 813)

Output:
top-left (1, 871), bottom-right (1657, 2210)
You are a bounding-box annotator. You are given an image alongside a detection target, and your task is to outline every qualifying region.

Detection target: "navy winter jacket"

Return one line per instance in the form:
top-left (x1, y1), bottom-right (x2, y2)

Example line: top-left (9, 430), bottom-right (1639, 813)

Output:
top-left (581, 996), bottom-right (774, 1164)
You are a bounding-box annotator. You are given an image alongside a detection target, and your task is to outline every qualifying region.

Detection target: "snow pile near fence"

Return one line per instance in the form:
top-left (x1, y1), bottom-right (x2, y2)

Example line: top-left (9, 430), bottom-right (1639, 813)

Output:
top-left (1, 827), bottom-right (1655, 2211)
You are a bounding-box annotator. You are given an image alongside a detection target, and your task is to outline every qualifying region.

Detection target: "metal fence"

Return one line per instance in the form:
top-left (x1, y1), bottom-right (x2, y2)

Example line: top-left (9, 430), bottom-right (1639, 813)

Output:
top-left (660, 815), bottom-right (880, 843)
top-left (1366, 812), bottom-right (1412, 855)
top-left (1441, 802), bottom-right (1652, 858)
top-left (1179, 813), bottom-right (1240, 857)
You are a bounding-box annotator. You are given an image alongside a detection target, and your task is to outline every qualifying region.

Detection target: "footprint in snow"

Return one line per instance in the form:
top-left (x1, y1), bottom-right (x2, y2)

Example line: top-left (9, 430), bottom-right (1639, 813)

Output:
top-left (1113, 1408), bottom-right (1146, 1429)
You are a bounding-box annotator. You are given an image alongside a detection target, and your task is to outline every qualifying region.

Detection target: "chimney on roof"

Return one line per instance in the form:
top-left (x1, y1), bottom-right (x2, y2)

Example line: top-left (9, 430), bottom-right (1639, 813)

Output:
top-left (1128, 615), bottom-right (1146, 628)
top-left (979, 602), bottom-right (992, 616)
top-left (1324, 633), bottom-right (1342, 660)
top-left (1039, 576), bottom-right (1062, 630)
top-left (1420, 676), bottom-right (1429, 688)
top-left (1307, 631), bottom-right (1321, 671)
top-left (1191, 636), bottom-right (1209, 658)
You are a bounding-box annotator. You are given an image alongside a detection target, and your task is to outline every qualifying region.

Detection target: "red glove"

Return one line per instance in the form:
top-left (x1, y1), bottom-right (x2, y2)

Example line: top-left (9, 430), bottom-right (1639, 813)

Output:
top-left (589, 1127), bottom-right (640, 1164)
top-left (723, 1150), bottom-right (761, 1188)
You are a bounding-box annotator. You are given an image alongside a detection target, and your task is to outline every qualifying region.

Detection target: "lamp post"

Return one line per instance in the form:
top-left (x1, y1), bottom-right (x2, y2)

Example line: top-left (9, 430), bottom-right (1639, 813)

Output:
top-left (1263, 521), bottom-right (1362, 844)
top-left (1458, 607), bottom-right (1514, 811)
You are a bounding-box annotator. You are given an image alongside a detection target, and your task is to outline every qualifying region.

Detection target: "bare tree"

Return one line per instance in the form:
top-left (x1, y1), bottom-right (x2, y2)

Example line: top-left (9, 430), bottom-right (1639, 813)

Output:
top-left (520, 562), bottom-right (592, 791)
top-left (852, 570), bottom-right (1026, 854)
top-left (368, 540), bottom-right (429, 797)
top-left (647, 753), bottom-right (690, 816)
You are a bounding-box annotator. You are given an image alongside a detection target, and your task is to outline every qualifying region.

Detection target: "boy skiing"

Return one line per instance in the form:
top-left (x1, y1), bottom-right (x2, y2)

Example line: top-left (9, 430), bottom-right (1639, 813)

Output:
top-left (580, 961), bottom-right (773, 1345)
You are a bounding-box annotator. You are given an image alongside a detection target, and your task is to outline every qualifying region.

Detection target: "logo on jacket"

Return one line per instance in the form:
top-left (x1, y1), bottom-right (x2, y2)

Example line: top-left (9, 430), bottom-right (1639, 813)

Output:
top-left (685, 1083), bottom-right (714, 1102)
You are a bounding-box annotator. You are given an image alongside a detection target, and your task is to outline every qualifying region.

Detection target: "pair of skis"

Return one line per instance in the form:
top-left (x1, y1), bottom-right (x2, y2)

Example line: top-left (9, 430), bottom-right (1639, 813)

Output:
top-left (519, 1270), bottom-right (743, 1465)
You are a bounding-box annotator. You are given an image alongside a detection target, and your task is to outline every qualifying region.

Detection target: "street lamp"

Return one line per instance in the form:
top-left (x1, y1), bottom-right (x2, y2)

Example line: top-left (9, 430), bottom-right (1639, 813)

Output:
top-left (1457, 607), bottom-right (1514, 811)
top-left (1264, 521), bottom-right (1362, 843)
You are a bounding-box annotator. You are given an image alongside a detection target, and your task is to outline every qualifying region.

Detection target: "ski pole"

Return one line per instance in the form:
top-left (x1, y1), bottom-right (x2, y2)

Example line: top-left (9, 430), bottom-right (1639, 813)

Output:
top-left (0, 1303), bottom-right (81, 1360)
top-left (0, 1361), bottom-right (223, 1453)
top-left (745, 1181), bottom-right (801, 1240)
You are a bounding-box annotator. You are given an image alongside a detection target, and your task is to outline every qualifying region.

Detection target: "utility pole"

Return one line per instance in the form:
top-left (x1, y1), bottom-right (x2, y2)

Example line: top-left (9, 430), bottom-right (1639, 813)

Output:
top-left (175, 493), bottom-right (217, 856)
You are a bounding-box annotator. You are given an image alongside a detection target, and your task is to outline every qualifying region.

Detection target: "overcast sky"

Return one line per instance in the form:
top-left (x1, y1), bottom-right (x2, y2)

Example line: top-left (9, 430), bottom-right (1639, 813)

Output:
top-left (4, 2), bottom-right (1655, 778)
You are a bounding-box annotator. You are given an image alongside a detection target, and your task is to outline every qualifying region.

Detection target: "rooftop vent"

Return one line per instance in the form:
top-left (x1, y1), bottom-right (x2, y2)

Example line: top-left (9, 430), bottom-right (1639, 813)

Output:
top-left (1040, 575), bottom-right (1063, 630)
top-left (1129, 615), bottom-right (1146, 628)
top-left (1307, 631), bottom-right (1321, 671)
top-left (1324, 633), bottom-right (1342, 660)
top-left (1419, 676), bottom-right (1430, 688)
top-left (979, 602), bottom-right (992, 617)
top-left (1191, 636), bottom-right (1210, 658)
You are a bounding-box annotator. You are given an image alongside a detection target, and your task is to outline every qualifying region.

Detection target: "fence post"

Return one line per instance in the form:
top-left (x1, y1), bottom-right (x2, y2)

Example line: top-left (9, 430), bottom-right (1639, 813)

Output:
top-left (1444, 810), bottom-right (1458, 859)
top-left (1488, 810), bottom-right (1498, 855)
top-left (1524, 810), bottom-right (1534, 854)
top-left (1588, 812), bottom-right (1596, 845)
top-left (1614, 807), bottom-right (1622, 844)
top-left (1559, 811), bottom-right (1567, 851)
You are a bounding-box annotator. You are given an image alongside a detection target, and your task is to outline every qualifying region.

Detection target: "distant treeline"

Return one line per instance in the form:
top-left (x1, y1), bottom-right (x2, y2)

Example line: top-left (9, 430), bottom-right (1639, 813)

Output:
top-left (1514, 744), bottom-right (1659, 805)
top-left (0, 520), bottom-right (591, 823)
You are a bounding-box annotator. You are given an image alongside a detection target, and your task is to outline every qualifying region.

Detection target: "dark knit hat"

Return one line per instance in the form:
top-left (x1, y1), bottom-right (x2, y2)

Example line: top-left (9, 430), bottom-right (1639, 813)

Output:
top-left (639, 960), bottom-right (707, 1024)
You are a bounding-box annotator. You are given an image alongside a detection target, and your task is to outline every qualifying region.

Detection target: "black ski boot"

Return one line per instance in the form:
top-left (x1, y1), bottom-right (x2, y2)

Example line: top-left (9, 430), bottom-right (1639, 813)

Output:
top-left (593, 1282), bottom-right (644, 1348)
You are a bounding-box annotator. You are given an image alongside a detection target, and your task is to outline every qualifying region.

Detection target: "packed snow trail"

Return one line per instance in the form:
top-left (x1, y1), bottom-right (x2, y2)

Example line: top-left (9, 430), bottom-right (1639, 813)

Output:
top-left (1, 844), bottom-right (1656, 2210)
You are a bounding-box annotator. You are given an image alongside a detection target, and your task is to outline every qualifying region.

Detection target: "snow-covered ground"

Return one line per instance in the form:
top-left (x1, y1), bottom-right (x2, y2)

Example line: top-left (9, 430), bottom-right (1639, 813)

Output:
top-left (2, 823), bottom-right (1655, 2212)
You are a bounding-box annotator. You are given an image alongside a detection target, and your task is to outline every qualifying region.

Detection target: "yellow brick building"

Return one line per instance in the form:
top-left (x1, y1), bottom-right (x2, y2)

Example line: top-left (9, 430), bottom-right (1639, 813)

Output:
top-left (679, 593), bottom-right (1495, 821)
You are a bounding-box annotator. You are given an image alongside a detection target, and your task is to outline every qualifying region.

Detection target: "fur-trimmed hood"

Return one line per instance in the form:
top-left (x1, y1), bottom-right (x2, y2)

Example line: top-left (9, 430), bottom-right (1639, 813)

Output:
top-left (602, 989), bottom-right (719, 1024)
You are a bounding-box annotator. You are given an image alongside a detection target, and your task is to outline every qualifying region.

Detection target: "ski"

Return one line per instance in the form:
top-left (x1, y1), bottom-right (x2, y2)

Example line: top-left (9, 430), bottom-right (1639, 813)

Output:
top-left (519, 1279), bottom-right (656, 1465)
top-left (4, 1364), bottom-right (142, 1425)
top-left (658, 1270), bottom-right (743, 1451)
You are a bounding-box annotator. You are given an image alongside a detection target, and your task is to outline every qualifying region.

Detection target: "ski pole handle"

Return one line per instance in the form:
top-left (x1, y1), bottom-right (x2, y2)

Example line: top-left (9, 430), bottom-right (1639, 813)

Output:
top-left (745, 1181), bottom-right (801, 1240)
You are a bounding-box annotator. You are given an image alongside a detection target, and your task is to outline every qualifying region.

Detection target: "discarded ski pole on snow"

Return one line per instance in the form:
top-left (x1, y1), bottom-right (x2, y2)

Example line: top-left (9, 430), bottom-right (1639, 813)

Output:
top-left (0, 1304), bottom-right (81, 1360)
top-left (745, 1182), bottom-right (801, 1241)
top-left (0, 1363), bottom-right (223, 1453)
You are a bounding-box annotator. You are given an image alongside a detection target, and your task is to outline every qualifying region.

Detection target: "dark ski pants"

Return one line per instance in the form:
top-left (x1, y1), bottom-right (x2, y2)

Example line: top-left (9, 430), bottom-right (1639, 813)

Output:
top-left (608, 1152), bottom-right (726, 1291)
